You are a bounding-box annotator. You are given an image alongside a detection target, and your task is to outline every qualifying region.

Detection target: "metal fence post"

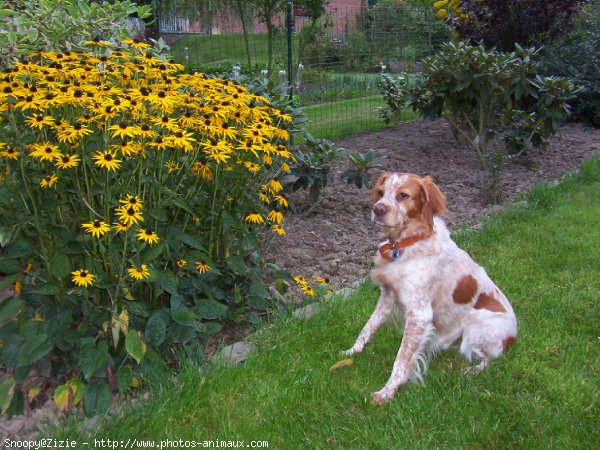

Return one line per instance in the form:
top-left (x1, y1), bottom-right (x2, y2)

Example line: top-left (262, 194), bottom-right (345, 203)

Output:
top-left (286, 0), bottom-right (294, 106)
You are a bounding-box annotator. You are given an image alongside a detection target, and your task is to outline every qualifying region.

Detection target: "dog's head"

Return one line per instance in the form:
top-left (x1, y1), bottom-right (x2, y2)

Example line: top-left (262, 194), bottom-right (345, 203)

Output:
top-left (371, 173), bottom-right (447, 236)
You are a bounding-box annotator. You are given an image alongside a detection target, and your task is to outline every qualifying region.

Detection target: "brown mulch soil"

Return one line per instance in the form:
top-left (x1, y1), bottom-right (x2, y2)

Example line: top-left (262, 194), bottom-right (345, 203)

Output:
top-left (273, 119), bottom-right (600, 288)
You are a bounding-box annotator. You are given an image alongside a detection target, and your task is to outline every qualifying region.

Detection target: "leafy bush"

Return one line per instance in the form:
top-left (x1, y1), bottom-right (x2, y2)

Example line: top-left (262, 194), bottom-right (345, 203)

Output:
top-left (342, 150), bottom-right (384, 189)
top-left (540, 4), bottom-right (600, 127)
top-left (0, 0), bottom-right (152, 69)
top-left (433, 0), bottom-right (591, 52)
top-left (381, 42), bottom-right (578, 202)
top-left (0, 42), bottom-right (296, 416)
top-left (287, 134), bottom-right (343, 205)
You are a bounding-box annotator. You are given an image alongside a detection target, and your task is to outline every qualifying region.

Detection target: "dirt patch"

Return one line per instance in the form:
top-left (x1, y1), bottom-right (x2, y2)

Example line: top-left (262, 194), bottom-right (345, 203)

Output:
top-left (273, 119), bottom-right (600, 288)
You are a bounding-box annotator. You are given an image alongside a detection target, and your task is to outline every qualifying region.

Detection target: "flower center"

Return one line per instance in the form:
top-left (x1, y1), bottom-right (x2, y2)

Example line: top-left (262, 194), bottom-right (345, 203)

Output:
top-left (80, 271), bottom-right (87, 277)
top-left (104, 154), bottom-right (113, 161)
top-left (93, 220), bottom-right (101, 228)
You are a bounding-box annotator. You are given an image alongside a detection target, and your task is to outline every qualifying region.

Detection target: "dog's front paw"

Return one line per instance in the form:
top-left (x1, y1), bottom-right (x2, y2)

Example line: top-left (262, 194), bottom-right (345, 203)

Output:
top-left (370, 389), bottom-right (394, 405)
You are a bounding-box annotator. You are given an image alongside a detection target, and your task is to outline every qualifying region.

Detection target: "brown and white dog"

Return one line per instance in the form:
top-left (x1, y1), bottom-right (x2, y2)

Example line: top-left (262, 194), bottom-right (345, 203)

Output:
top-left (344, 173), bottom-right (517, 405)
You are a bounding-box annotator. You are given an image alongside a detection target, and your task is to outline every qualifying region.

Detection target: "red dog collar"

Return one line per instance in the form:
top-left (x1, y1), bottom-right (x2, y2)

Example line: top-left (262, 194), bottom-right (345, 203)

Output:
top-left (379, 235), bottom-right (428, 261)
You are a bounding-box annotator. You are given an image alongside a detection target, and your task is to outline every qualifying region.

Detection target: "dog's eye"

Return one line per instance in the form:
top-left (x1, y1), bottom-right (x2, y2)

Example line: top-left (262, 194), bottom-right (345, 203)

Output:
top-left (397, 192), bottom-right (410, 201)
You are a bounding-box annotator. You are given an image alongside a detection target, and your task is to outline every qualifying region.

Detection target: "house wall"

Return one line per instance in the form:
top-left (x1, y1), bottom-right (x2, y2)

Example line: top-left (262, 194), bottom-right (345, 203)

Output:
top-left (166, 0), bottom-right (364, 38)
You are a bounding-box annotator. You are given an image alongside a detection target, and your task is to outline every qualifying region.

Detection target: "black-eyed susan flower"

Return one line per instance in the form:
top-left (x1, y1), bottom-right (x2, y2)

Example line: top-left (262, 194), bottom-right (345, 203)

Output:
top-left (195, 261), bottom-right (210, 273)
top-left (133, 123), bottom-right (157, 139)
top-left (116, 205), bottom-right (143, 226)
top-left (0, 145), bottom-right (19, 159)
top-left (168, 130), bottom-right (196, 151)
top-left (25, 114), bottom-right (54, 129)
top-left (108, 121), bottom-right (137, 139)
top-left (119, 194), bottom-right (143, 211)
top-left (274, 195), bottom-right (289, 208)
top-left (301, 284), bottom-right (316, 297)
top-left (245, 213), bottom-right (265, 224)
top-left (92, 150), bottom-right (122, 171)
top-left (83, 37), bottom-right (112, 47)
top-left (164, 160), bottom-right (180, 173)
top-left (262, 178), bottom-right (283, 195)
top-left (113, 222), bottom-right (131, 233)
top-left (30, 142), bottom-right (62, 162)
top-left (267, 209), bottom-right (284, 224)
top-left (55, 154), bottom-right (80, 169)
top-left (244, 162), bottom-right (261, 174)
top-left (71, 269), bottom-right (96, 287)
top-left (40, 174), bottom-right (58, 188)
top-left (294, 276), bottom-right (309, 287)
top-left (136, 228), bottom-right (160, 245)
top-left (176, 259), bottom-right (187, 268)
top-left (82, 220), bottom-right (110, 238)
top-left (190, 161), bottom-right (212, 180)
top-left (314, 277), bottom-right (330, 285)
top-left (122, 38), bottom-right (151, 50)
top-left (272, 224), bottom-right (286, 236)
top-left (128, 264), bottom-right (150, 280)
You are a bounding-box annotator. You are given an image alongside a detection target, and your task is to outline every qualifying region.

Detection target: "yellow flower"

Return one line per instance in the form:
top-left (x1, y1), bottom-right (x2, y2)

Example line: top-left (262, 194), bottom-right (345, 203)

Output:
top-left (245, 213), bottom-right (265, 224)
top-left (82, 220), bottom-right (110, 238)
top-left (274, 195), bottom-right (289, 208)
top-left (136, 228), bottom-right (160, 245)
top-left (301, 285), bottom-right (316, 297)
top-left (108, 121), bottom-right (137, 139)
top-left (244, 162), bottom-right (261, 174)
top-left (25, 114), bottom-right (54, 129)
top-left (167, 130), bottom-right (196, 151)
top-left (55, 154), bottom-right (80, 169)
top-left (116, 205), bottom-right (144, 226)
top-left (294, 276), bottom-right (309, 287)
top-left (176, 259), bottom-right (187, 268)
top-left (314, 277), bottom-right (330, 285)
top-left (190, 162), bottom-right (213, 180)
top-left (113, 222), bottom-right (131, 233)
top-left (83, 37), bottom-right (112, 47)
top-left (119, 194), bottom-right (143, 212)
top-left (122, 38), bottom-right (151, 50)
top-left (272, 224), bottom-right (286, 236)
top-left (92, 151), bottom-right (122, 171)
top-left (71, 269), bottom-right (95, 287)
top-left (128, 264), bottom-right (150, 280)
top-left (40, 174), bottom-right (58, 188)
top-left (0, 145), bottom-right (19, 159)
top-left (436, 8), bottom-right (447, 19)
top-left (195, 261), bottom-right (210, 273)
top-left (267, 209), bottom-right (284, 224)
top-left (30, 143), bottom-right (62, 162)
top-left (165, 161), bottom-right (180, 173)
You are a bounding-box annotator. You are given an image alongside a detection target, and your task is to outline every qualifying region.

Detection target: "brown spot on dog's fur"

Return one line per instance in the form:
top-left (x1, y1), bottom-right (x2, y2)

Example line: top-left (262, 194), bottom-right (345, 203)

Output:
top-left (502, 336), bottom-right (517, 353)
top-left (371, 172), bottom-right (391, 201)
top-left (452, 275), bottom-right (478, 304)
top-left (474, 293), bottom-right (507, 313)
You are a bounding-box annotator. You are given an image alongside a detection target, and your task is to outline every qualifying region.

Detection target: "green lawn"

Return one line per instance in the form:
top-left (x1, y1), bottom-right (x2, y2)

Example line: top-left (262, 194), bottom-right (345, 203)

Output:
top-left (53, 158), bottom-right (600, 448)
top-left (303, 95), bottom-right (417, 140)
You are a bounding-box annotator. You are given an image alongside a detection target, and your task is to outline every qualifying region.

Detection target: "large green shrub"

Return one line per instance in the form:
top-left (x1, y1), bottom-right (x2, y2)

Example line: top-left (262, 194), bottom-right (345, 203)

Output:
top-left (540, 4), bottom-right (600, 127)
top-left (0, 0), bottom-right (152, 69)
top-left (381, 42), bottom-right (578, 202)
top-left (0, 42), bottom-right (297, 416)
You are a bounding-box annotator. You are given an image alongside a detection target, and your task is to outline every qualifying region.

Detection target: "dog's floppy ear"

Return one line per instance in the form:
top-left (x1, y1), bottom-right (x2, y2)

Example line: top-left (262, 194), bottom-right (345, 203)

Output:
top-left (420, 176), bottom-right (447, 228)
top-left (371, 172), bottom-right (391, 202)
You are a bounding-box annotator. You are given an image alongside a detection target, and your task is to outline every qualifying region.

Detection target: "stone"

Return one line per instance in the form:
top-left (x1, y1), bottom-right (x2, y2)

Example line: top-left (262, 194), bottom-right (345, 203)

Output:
top-left (215, 341), bottom-right (256, 366)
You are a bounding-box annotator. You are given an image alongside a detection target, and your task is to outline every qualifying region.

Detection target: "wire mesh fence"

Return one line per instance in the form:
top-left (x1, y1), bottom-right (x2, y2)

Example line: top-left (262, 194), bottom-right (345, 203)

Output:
top-left (156, 4), bottom-right (450, 138)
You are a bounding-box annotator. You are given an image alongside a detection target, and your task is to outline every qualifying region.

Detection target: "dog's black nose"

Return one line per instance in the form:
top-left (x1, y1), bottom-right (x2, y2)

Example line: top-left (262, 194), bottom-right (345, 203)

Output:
top-left (373, 203), bottom-right (387, 217)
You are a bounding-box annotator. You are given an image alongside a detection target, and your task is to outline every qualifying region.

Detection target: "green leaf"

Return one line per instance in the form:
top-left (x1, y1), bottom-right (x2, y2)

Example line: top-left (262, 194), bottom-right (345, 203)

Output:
top-left (50, 253), bottom-right (71, 278)
top-left (144, 312), bottom-right (167, 348)
top-left (78, 338), bottom-right (111, 380)
top-left (194, 299), bottom-right (228, 320)
top-left (0, 258), bottom-right (20, 274)
top-left (125, 330), bottom-right (146, 364)
top-left (144, 240), bottom-right (165, 262)
top-left (83, 381), bottom-right (112, 417)
top-left (31, 282), bottom-right (61, 296)
top-left (0, 297), bottom-right (22, 323)
top-left (0, 273), bottom-right (19, 291)
top-left (176, 233), bottom-right (205, 250)
top-left (169, 197), bottom-right (196, 216)
top-left (159, 270), bottom-right (178, 295)
top-left (0, 377), bottom-right (16, 414)
top-left (4, 239), bottom-right (34, 259)
top-left (53, 379), bottom-right (84, 413)
top-left (17, 333), bottom-right (53, 367)
top-left (184, 341), bottom-right (204, 364)
top-left (116, 366), bottom-right (133, 394)
top-left (249, 282), bottom-right (271, 299)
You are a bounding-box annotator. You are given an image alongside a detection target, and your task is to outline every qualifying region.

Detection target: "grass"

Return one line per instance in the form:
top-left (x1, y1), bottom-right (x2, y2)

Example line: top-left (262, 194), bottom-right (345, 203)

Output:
top-left (303, 95), bottom-right (417, 140)
top-left (53, 159), bottom-right (600, 448)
